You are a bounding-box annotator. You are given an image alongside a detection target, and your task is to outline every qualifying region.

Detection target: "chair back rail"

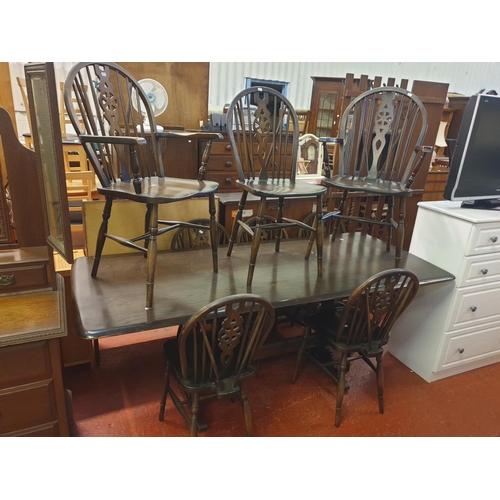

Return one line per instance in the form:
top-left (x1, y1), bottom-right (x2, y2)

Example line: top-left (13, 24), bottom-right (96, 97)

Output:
top-left (335, 269), bottom-right (419, 352)
top-left (227, 86), bottom-right (299, 183)
top-left (178, 294), bottom-right (275, 393)
top-left (64, 62), bottom-right (163, 189)
top-left (338, 87), bottom-right (428, 188)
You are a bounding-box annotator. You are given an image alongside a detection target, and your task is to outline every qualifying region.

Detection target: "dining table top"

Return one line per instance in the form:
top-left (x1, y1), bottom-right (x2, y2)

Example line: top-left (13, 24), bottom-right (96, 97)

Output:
top-left (71, 232), bottom-right (455, 340)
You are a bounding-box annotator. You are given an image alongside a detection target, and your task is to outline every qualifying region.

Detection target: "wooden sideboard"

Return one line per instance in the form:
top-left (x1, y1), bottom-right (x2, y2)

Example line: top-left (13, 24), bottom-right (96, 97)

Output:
top-left (0, 274), bottom-right (69, 436)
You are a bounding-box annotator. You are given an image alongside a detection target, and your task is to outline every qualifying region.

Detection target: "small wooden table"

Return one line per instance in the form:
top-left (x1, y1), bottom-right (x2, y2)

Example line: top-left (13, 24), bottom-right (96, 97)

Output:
top-left (71, 234), bottom-right (454, 353)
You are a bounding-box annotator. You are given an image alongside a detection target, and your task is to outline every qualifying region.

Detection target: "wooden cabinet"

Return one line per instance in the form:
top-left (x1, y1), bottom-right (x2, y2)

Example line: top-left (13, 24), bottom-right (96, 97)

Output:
top-left (0, 246), bottom-right (51, 293)
top-left (0, 274), bottom-right (69, 436)
top-left (204, 138), bottom-right (240, 192)
top-left (422, 166), bottom-right (449, 202)
top-left (306, 77), bottom-right (345, 138)
top-left (389, 201), bottom-right (500, 382)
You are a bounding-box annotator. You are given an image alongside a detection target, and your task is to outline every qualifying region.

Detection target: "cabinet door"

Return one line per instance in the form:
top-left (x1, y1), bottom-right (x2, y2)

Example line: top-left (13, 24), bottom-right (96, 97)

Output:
top-left (312, 90), bottom-right (342, 138)
top-left (160, 136), bottom-right (199, 179)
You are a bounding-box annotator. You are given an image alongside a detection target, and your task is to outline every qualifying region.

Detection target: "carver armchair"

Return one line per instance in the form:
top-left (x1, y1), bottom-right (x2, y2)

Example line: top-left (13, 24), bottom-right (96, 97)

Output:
top-left (64, 62), bottom-right (221, 309)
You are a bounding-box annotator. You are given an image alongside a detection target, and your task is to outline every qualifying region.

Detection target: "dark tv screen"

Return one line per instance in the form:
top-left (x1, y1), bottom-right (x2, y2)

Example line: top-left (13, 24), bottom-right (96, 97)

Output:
top-left (444, 92), bottom-right (500, 208)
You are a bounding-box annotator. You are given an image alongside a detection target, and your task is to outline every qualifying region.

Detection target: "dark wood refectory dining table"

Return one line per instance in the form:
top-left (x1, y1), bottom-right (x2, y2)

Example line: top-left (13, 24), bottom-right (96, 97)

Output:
top-left (71, 233), bottom-right (454, 358)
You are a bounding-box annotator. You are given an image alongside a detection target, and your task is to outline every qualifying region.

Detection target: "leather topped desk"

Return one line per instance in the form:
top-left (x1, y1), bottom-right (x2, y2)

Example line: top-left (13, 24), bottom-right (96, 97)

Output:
top-left (71, 233), bottom-right (454, 341)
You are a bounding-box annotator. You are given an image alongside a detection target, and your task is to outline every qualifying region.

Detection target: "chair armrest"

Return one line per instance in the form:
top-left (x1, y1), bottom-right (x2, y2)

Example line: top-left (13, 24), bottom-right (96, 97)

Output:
top-left (155, 130), bottom-right (224, 140)
top-left (79, 135), bottom-right (148, 146)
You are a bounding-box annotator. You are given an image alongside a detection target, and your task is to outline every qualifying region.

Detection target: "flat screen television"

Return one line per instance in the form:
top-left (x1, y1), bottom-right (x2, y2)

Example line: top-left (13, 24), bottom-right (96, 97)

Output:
top-left (444, 91), bottom-right (500, 209)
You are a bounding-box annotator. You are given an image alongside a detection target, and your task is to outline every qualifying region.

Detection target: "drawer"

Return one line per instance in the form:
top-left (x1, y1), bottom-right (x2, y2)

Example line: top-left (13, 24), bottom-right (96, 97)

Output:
top-left (437, 322), bottom-right (500, 370)
top-left (0, 380), bottom-right (57, 435)
top-left (466, 223), bottom-right (500, 256)
top-left (209, 141), bottom-right (233, 155)
top-left (446, 282), bottom-right (500, 331)
top-left (207, 171), bottom-right (240, 192)
top-left (0, 341), bottom-right (52, 389)
top-left (0, 263), bottom-right (48, 294)
top-left (208, 154), bottom-right (237, 172)
top-left (458, 254), bottom-right (500, 287)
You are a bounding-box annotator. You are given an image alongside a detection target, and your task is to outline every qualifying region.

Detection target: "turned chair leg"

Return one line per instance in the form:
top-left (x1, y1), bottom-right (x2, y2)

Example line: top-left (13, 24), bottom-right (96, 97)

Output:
top-left (331, 190), bottom-right (348, 243)
top-left (227, 191), bottom-right (248, 257)
top-left (376, 352), bottom-right (385, 414)
top-left (315, 194), bottom-right (324, 277)
top-left (275, 197), bottom-right (284, 253)
top-left (208, 193), bottom-right (218, 273)
top-left (92, 196), bottom-right (113, 278)
top-left (239, 382), bottom-right (253, 437)
top-left (291, 325), bottom-right (312, 384)
top-left (305, 210), bottom-right (318, 260)
top-left (189, 393), bottom-right (200, 437)
top-left (247, 200), bottom-right (265, 287)
top-left (395, 197), bottom-right (406, 267)
top-left (335, 352), bottom-right (349, 427)
top-left (159, 359), bottom-right (170, 422)
top-left (145, 204), bottom-right (158, 310)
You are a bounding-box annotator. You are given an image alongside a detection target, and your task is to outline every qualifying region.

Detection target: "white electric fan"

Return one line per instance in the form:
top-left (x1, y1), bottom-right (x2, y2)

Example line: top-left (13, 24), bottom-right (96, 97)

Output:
top-left (132, 78), bottom-right (169, 132)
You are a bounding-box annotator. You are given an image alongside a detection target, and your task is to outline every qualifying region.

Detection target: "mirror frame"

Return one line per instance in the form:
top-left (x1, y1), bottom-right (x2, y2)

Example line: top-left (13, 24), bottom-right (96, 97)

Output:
top-left (24, 62), bottom-right (73, 263)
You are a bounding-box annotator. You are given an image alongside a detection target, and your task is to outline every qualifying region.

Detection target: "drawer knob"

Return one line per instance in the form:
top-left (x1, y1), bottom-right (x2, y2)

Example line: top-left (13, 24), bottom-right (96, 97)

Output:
top-left (470, 306), bottom-right (478, 312)
top-left (481, 269), bottom-right (489, 275)
top-left (225, 178), bottom-right (232, 184)
top-left (0, 274), bottom-right (15, 286)
top-left (491, 236), bottom-right (498, 243)
top-left (458, 348), bottom-right (465, 354)
top-left (225, 161), bottom-right (233, 168)
top-left (225, 145), bottom-right (232, 152)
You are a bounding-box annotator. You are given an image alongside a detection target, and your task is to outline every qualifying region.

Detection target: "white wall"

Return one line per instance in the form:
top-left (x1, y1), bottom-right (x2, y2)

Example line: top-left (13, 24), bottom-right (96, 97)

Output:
top-left (208, 62), bottom-right (500, 111)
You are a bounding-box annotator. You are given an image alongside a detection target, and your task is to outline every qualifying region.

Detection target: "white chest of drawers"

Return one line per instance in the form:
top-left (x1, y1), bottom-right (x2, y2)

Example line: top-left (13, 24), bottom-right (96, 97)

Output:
top-left (389, 200), bottom-right (500, 382)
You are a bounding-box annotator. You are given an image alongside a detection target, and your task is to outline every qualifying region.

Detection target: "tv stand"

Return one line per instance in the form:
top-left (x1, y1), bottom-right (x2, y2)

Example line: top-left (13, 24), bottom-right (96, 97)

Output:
top-left (461, 199), bottom-right (500, 210)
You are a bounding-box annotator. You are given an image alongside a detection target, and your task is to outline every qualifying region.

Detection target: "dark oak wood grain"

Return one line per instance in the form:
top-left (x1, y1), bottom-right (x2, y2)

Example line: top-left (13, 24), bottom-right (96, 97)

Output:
top-left (71, 233), bottom-right (454, 340)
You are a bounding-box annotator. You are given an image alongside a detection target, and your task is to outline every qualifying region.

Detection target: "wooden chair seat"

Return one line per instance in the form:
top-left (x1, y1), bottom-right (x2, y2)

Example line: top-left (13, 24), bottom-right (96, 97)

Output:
top-left (96, 177), bottom-right (219, 203)
top-left (326, 175), bottom-right (416, 196)
top-left (236, 178), bottom-right (326, 198)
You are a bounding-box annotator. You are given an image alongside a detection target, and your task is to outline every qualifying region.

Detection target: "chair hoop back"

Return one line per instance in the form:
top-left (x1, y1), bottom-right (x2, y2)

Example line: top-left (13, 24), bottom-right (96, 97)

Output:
top-left (226, 86), bottom-right (299, 183)
top-left (64, 62), bottom-right (163, 188)
top-left (178, 294), bottom-right (275, 393)
top-left (338, 87), bottom-right (428, 188)
top-left (336, 269), bottom-right (419, 352)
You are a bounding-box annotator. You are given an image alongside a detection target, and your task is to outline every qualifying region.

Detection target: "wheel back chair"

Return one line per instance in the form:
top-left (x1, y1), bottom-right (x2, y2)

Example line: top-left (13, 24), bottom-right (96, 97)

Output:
top-left (312, 87), bottom-right (432, 265)
top-left (159, 294), bottom-right (275, 436)
top-left (64, 62), bottom-right (222, 309)
top-left (226, 86), bottom-right (327, 287)
top-left (291, 269), bottom-right (419, 427)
